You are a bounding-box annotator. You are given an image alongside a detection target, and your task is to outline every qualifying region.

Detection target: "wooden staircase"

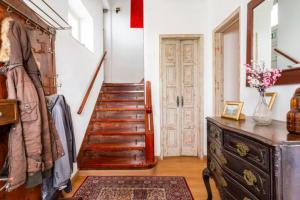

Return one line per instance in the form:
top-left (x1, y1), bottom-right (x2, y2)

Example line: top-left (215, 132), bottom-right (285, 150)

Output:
top-left (77, 82), bottom-right (156, 169)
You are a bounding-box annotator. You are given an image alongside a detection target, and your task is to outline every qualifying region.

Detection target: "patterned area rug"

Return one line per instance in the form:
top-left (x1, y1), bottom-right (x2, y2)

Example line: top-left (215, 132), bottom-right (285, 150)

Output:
top-left (73, 176), bottom-right (194, 200)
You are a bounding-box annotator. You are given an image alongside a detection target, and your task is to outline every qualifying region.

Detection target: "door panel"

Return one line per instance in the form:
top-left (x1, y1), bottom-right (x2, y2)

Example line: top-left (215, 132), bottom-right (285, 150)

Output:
top-left (181, 40), bottom-right (198, 156)
top-left (162, 39), bottom-right (199, 157)
top-left (162, 40), bottom-right (181, 156)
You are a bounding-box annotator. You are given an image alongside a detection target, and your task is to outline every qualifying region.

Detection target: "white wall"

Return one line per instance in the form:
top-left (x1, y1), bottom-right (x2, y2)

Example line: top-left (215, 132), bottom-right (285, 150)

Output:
top-left (277, 0), bottom-right (300, 68)
top-left (144, 0), bottom-right (210, 156)
top-left (104, 7), bottom-right (113, 82)
top-left (208, 0), bottom-right (300, 128)
top-left (26, 0), bottom-right (105, 169)
top-left (223, 22), bottom-right (240, 101)
top-left (106, 0), bottom-right (144, 83)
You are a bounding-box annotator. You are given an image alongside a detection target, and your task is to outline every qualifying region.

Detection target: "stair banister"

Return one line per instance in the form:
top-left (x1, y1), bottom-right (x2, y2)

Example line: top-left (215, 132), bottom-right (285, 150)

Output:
top-left (145, 81), bottom-right (155, 163)
top-left (77, 51), bottom-right (107, 114)
top-left (274, 48), bottom-right (300, 64)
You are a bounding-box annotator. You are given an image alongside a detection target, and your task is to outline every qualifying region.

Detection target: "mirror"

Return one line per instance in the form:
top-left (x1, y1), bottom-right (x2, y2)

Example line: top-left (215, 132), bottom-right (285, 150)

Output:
top-left (247, 0), bottom-right (300, 85)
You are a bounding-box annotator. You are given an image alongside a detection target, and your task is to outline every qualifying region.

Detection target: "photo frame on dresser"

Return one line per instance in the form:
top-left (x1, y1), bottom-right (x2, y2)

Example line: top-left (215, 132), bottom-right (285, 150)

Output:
top-left (221, 101), bottom-right (244, 121)
top-left (265, 92), bottom-right (277, 109)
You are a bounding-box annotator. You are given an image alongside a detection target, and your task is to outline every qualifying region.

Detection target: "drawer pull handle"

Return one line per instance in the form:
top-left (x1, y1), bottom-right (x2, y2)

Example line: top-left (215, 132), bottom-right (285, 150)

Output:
top-left (220, 177), bottom-right (227, 188)
top-left (210, 143), bottom-right (216, 153)
top-left (209, 161), bottom-right (216, 171)
top-left (236, 143), bottom-right (250, 157)
top-left (0, 112), bottom-right (2, 117)
top-left (243, 198), bottom-right (251, 200)
top-left (219, 154), bottom-right (227, 165)
top-left (211, 131), bottom-right (217, 138)
top-left (210, 127), bottom-right (219, 139)
top-left (243, 169), bottom-right (257, 186)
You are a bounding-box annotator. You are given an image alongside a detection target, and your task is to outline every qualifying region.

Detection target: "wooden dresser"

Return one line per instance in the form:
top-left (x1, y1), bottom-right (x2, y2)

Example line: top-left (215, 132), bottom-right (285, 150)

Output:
top-left (203, 117), bottom-right (300, 200)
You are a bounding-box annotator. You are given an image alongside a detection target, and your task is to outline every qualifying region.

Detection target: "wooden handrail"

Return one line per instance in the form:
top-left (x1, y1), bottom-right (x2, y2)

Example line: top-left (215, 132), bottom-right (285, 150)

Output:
top-left (274, 48), bottom-right (300, 64)
top-left (145, 81), bottom-right (155, 163)
top-left (77, 51), bottom-right (107, 114)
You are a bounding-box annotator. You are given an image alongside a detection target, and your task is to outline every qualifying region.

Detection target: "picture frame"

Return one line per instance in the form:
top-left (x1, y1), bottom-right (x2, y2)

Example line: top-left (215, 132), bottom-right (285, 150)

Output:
top-left (265, 92), bottom-right (277, 109)
top-left (222, 101), bottom-right (244, 121)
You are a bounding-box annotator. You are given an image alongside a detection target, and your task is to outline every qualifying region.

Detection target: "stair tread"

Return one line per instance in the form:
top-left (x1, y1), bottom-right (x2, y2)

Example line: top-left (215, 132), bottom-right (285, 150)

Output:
top-left (103, 83), bottom-right (144, 87)
top-left (95, 108), bottom-right (145, 112)
top-left (91, 118), bottom-right (145, 123)
top-left (88, 131), bottom-right (145, 136)
top-left (99, 99), bottom-right (144, 102)
top-left (83, 142), bottom-right (145, 151)
top-left (78, 158), bottom-right (146, 169)
top-left (101, 91), bottom-right (144, 94)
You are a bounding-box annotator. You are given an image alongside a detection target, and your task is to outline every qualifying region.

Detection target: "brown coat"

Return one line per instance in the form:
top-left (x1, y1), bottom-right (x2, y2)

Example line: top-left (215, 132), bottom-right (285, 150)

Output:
top-left (0, 17), bottom-right (64, 191)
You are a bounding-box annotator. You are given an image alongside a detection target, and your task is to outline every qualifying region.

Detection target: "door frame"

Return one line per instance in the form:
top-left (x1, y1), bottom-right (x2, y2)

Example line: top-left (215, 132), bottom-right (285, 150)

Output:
top-left (213, 8), bottom-right (240, 116)
top-left (159, 34), bottom-right (204, 159)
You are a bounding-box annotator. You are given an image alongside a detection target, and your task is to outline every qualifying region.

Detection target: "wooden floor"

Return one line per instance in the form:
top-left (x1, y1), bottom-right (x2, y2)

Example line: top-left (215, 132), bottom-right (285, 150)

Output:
top-left (63, 157), bottom-right (220, 200)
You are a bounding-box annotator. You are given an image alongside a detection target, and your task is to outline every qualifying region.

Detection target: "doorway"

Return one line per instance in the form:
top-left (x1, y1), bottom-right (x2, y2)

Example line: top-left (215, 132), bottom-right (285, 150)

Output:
top-left (213, 9), bottom-right (240, 116)
top-left (160, 35), bottom-right (204, 158)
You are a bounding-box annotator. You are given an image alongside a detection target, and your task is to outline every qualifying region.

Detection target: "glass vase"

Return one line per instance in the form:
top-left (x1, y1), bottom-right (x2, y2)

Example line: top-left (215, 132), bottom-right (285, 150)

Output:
top-left (252, 92), bottom-right (272, 125)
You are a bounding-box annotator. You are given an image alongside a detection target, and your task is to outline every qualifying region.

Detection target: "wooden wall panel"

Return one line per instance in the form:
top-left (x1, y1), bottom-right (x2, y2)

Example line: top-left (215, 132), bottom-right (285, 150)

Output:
top-left (0, 1), bottom-right (57, 95)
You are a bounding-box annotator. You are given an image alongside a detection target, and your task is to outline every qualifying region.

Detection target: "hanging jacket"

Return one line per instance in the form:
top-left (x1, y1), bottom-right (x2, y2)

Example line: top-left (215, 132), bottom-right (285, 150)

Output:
top-left (42, 95), bottom-right (76, 200)
top-left (0, 17), bottom-right (64, 191)
top-left (47, 95), bottom-right (76, 188)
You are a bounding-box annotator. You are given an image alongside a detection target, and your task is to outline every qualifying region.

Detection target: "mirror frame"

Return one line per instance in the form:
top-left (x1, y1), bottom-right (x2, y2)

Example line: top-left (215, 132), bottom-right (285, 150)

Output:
top-left (247, 0), bottom-right (300, 85)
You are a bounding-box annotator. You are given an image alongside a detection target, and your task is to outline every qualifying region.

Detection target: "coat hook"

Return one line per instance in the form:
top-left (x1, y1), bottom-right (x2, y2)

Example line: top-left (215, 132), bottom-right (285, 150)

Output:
top-left (6, 6), bottom-right (12, 13)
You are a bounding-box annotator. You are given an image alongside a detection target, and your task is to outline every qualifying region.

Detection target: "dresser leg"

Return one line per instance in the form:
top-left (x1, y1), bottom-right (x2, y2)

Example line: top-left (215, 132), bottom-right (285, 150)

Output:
top-left (203, 168), bottom-right (212, 200)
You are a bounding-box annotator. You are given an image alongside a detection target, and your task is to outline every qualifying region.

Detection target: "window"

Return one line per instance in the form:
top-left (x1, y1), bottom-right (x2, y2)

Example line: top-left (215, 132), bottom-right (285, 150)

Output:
top-left (271, 3), bottom-right (278, 27)
top-left (68, 10), bottom-right (80, 40)
top-left (68, 0), bottom-right (94, 52)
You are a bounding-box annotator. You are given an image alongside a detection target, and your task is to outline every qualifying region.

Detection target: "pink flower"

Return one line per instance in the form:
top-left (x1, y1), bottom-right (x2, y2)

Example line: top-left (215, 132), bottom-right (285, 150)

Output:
top-left (245, 61), bottom-right (282, 91)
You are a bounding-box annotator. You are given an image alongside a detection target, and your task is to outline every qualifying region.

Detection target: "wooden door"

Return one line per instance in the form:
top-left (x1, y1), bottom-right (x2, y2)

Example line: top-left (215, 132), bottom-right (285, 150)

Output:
top-left (162, 39), bottom-right (199, 157)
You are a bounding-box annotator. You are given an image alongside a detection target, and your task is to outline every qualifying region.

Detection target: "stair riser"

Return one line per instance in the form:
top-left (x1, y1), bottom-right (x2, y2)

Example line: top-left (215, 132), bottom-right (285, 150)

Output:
top-left (97, 102), bottom-right (144, 108)
top-left (83, 142), bottom-right (145, 152)
top-left (102, 86), bottom-right (144, 91)
top-left (89, 127), bottom-right (145, 133)
top-left (88, 135), bottom-right (145, 144)
top-left (93, 111), bottom-right (145, 119)
top-left (90, 122), bottom-right (145, 128)
top-left (83, 150), bottom-right (145, 159)
top-left (100, 93), bottom-right (144, 100)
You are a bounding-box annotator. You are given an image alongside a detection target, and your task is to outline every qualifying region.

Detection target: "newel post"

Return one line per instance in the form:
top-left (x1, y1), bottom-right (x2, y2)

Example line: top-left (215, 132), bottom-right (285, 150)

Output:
top-left (145, 81), bottom-right (155, 163)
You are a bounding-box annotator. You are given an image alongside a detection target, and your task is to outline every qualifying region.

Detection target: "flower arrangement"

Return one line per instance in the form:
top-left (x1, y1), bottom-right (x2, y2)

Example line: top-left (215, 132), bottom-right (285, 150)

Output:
top-left (246, 61), bottom-right (282, 94)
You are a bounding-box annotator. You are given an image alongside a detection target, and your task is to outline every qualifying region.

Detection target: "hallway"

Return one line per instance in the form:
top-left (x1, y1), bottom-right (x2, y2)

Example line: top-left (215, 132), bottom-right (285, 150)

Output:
top-left (64, 157), bottom-right (220, 200)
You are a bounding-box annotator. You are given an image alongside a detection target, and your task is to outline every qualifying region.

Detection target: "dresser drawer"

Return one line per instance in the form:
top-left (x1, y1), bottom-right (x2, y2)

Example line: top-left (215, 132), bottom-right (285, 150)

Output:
top-left (209, 158), bottom-right (258, 200)
top-left (0, 100), bottom-right (18, 126)
top-left (208, 122), bottom-right (222, 144)
top-left (208, 139), bottom-right (227, 167)
top-left (222, 173), bottom-right (259, 200)
top-left (223, 150), bottom-right (270, 200)
top-left (223, 131), bottom-right (270, 172)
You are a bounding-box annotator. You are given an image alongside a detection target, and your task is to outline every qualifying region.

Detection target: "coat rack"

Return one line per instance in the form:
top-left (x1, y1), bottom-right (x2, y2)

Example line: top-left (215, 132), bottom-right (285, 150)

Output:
top-left (0, 0), bottom-right (71, 35)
